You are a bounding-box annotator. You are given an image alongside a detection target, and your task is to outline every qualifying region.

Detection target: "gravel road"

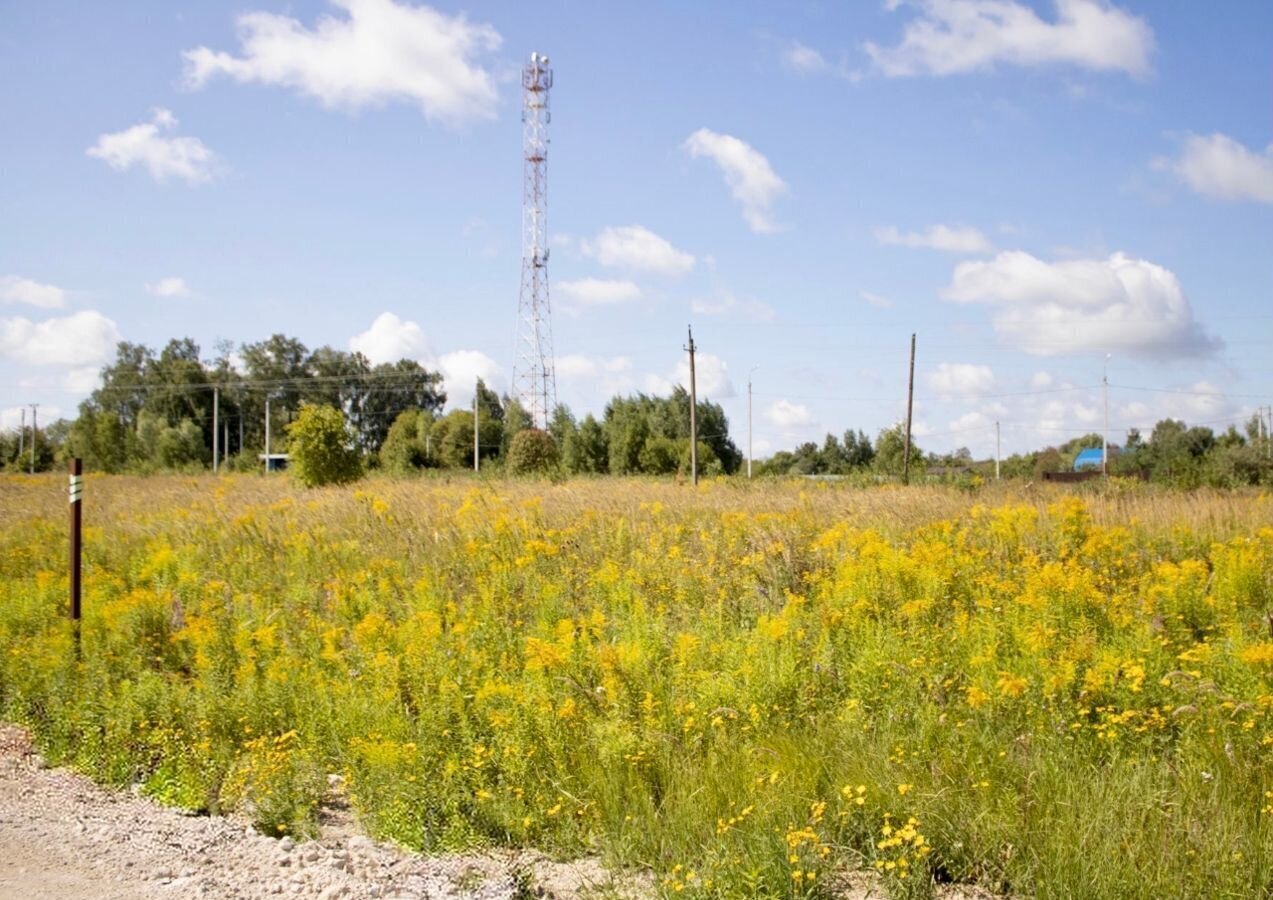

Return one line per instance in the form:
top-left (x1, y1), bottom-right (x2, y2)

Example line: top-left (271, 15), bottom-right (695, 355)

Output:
top-left (0, 725), bottom-right (642, 900)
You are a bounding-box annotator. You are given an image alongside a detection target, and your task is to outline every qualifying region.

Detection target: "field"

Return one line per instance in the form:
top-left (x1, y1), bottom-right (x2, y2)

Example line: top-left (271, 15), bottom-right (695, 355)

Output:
top-left (1, 475), bottom-right (1271, 898)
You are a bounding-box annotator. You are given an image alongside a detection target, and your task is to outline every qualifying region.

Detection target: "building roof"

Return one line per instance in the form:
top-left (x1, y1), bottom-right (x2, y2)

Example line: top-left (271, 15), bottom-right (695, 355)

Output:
top-left (1074, 447), bottom-right (1118, 470)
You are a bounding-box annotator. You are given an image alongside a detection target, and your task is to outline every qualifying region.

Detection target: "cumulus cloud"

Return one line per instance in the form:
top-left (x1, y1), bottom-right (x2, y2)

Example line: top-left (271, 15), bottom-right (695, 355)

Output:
top-left (580, 225), bottom-right (695, 276)
top-left (349, 311), bottom-right (502, 408)
top-left (437, 349), bottom-right (502, 406)
top-left (1153, 133), bottom-right (1273, 204)
top-left (0, 311), bottom-right (121, 366)
top-left (766, 399), bottom-right (814, 427)
top-left (690, 289), bottom-right (775, 322)
top-left (349, 311), bottom-right (432, 364)
top-left (927, 362), bottom-right (995, 396)
top-left (86, 109), bottom-right (217, 184)
top-left (866, 0), bottom-right (1154, 79)
top-left (555, 354), bottom-right (632, 380)
top-left (145, 277), bottom-right (190, 297)
top-left (556, 278), bottom-right (642, 308)
top-left (647, 353), bottom-right (735, 399)
top-left (183, 0), bottom-right (502, 125)
top-left (944, 250), bottom-right (1219, 358)
top-left (875, 223), bottom-right (993, 254)
top-left (0, 276), bottom-right (66, 309)
top-left (684, 129), bottom-right (788, 233)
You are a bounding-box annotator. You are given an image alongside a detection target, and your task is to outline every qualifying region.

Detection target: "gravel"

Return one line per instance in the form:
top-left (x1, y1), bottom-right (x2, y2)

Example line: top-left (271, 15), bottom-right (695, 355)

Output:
top-left (0, 725), bottom-right (646, 900)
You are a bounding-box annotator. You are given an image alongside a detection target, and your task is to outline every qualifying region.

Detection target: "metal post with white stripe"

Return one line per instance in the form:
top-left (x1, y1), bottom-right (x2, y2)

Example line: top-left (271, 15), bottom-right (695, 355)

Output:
top-left (69, 458), bottom-right (83, 656)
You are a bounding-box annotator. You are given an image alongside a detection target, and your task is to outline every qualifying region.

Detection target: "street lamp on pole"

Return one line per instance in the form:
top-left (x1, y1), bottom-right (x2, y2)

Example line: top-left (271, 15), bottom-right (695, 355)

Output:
top-left (1102, 353), bottom-right (1111, 478)
top-left (747, 366), bottom-right (760, 479)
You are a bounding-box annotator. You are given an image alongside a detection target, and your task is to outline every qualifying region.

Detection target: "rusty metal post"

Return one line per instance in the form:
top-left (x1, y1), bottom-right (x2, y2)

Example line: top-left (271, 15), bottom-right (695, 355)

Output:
top-left (69, 458), bottom-right (83, 656)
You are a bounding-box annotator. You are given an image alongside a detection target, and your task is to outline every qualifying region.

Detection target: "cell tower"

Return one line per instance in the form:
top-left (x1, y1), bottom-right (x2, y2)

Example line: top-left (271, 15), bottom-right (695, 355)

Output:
top-left (513, 51), bottom-right (556, 430)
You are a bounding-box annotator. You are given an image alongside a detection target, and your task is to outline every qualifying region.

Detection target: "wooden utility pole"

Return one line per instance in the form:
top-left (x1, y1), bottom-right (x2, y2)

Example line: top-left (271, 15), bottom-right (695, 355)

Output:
top-left (473, 380), bottom-right (480, 472)
top-left (685, 326), bottom-right (698, 486)
top-left (264, 398), bottom-right (272, 464)
top-left (30, 403), bottom-right (39, 473)
top-left (69, 458), bottom-right (83, 657)
top-left (212, 388), bottom-right (220, 473)
top-left (902, 334), bottom-right (915, 485)
top-left (995, 420), bottom-right (1001, 480)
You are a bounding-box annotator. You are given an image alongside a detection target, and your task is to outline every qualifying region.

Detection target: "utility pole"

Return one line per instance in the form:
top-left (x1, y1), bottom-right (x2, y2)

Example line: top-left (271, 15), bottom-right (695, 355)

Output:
top-left (18, 408), bottom-right (24, 459)
top-left (1102, 353), bottom-right (1111, 479)
top-left (264, 397), bottom-right (272, 465)
top-left (1266, 405), bottom-right (1272, 461)
top-left (995, 420), bottom-right (1001, 481)
top-left (747, 367), bottom-right (758, 480)
top-left (902, 334), bottom-right (915, 486)
top-left (238, 414), bottom-right (244, 461)
top-left (212, 388), bottom-right (220, 473)
top-left (685, 326), bottom-right (698, 486)
top-left (473, 379), bottom-right (480, 473)
top-left (30, 404), bottom-right (38, 474)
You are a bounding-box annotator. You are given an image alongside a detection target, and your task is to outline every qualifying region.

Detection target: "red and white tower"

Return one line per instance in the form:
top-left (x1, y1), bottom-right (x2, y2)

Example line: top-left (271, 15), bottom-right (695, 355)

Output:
top-left (513, 51), bottom-right (556, 429)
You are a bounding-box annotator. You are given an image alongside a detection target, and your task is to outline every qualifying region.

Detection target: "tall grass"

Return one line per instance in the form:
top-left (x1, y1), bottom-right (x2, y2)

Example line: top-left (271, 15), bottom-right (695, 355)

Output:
top-left (0, 473), bottom-right (1270, 898)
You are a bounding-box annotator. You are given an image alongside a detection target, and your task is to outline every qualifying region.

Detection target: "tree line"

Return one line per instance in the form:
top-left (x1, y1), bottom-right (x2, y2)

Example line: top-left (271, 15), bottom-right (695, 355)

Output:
top-left (1, 333), bottom-right (1268, 486)
top-left (0, 335), bottom-right (743, 478)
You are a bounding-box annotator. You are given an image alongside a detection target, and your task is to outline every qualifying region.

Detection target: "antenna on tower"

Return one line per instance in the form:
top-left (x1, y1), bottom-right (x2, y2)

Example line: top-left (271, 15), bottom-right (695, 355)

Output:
top-left (513, 50), bottom-right (556, 430)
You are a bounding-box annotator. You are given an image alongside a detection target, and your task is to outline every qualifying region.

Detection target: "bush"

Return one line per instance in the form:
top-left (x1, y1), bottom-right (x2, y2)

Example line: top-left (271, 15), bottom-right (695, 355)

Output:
top-left (506, 428), bottom-right (559, 474)
top-left (286, 403), bottom-right (363, 488)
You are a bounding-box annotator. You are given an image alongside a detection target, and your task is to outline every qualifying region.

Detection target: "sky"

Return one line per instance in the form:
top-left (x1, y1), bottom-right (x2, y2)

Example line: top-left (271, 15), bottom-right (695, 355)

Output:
top-left (1, 0), bottom-right (1271, 459)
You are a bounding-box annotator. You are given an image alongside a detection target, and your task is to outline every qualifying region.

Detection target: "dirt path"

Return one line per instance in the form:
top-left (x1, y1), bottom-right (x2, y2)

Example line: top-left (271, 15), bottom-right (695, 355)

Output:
top-left (0, 725), bottom-right (640, 900)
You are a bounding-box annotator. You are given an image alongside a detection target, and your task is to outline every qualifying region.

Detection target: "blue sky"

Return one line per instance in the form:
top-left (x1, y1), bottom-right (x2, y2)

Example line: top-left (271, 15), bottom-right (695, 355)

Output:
top-left (2, 0), bottom-right (1270, 457)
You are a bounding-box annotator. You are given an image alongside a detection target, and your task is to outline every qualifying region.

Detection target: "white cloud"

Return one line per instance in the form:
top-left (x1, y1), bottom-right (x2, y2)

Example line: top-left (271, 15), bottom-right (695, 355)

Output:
top-left (1153, 133), bottom-right (1273, 205)
top-left (672, 351), bottom-right (735, 399)
top-left (1030, 370), bottom-right (1054, 388)
top-left (86, 108), bottom-right (217, 184)
top-left (784, 40), bottom-right (830, 74)
top-left (183, 0), bottom-right (502, 125)
top-left (875, 223), bottom-right (993, 254)
top-left (684, 129), bottom-right (788, 233)
top-left (766, 399), bottom-right (814, 427)
top-left (927, 362), bottom-right (995, 396)
top-left (580, 225), bottom-right (695, 276)
top-left (145, 276), bottom-right (190, 297)
top-left (64, 367), bottom-right (101, 394)
top-left (555, 354), bottom-right (634, 397)
top-left (866, 0), bottom-right (1154, 78)
top-left (557, 278), bottom-right (642, 307)
top-left (690, 289), bottom-right (776, 322)
top-left (944, 250), bottom-right (1219, 358)
top-left (0, 311), bottom-right (121, 366)
top-left (860, 290), bottom-right (894, 309)
top-left (438, 349), bottom-right (502, 406)
top-left (349, 311), bottom-right (432, 364)
top-left (0, 276), bottom-right (66, 309)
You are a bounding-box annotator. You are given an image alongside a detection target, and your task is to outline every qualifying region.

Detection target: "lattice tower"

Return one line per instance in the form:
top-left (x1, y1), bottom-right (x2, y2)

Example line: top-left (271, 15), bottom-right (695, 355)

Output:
top-left (513, 51), bottom-right (555, 429)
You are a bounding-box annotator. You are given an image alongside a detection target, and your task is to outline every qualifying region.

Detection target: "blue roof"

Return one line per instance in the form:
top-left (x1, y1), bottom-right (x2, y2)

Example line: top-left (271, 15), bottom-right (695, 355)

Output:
top-left (1074, 447), bottom-right (1110, 470)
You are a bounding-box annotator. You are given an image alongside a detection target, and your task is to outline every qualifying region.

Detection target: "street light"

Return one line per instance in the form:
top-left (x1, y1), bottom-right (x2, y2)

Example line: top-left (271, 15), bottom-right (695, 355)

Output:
top-left (1102, 353), bottom-right (1111, 478)
top-left (747, 366), bottom-right (760, 479)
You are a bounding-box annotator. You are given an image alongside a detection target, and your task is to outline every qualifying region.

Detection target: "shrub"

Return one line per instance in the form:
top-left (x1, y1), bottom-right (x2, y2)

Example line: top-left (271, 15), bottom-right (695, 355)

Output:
top-left (507, 428), bottom-right (559, 474)
top-left (286, 403), bottom-right (363, 488)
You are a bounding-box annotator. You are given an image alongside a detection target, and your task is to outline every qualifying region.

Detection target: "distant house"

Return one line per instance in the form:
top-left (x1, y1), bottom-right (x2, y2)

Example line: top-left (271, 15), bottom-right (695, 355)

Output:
top-left (1073, 446), bottom-right (1119, 471)
top-left (260, 453), bottom-right (290, 472)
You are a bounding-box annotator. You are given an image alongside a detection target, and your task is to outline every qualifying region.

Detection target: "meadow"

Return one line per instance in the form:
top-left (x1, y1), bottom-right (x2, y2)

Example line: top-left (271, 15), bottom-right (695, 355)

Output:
top-left (1, 474), bottom-right (1271, 898)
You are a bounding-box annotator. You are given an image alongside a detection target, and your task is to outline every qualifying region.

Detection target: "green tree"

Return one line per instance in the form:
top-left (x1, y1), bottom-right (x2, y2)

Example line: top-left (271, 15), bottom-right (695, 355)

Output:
top-left (286, 404), bottom-right (363, 488)
top-left (379, 409), bottom-right (430, 473)
top-left (874, 425), bottom-right (923, 478)
top-left (568, 414), bottom-right (608, 474)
